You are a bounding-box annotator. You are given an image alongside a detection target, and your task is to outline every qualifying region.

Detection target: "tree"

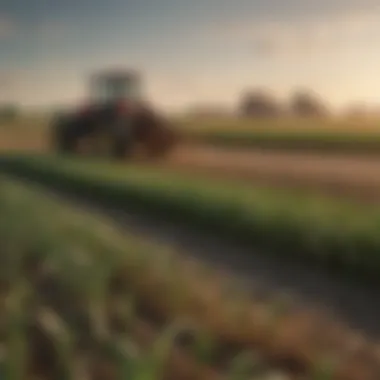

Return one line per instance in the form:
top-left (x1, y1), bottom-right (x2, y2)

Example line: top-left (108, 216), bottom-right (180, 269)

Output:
top-left (239, 89), bottom-right (282, 117)
top-left (289, 89), bottom-right (329, 117)
top-left (0, 104), bottom-right (19, 121)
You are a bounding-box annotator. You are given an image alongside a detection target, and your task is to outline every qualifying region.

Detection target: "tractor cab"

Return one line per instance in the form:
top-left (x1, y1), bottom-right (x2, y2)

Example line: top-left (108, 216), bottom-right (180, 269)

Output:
top-left (89, 70), bottom-right (142, 106)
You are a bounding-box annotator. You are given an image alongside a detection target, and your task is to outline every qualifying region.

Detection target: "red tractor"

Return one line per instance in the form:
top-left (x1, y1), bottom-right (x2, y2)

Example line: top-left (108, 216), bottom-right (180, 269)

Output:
top-left (51, 69), bottom-right (179, 159)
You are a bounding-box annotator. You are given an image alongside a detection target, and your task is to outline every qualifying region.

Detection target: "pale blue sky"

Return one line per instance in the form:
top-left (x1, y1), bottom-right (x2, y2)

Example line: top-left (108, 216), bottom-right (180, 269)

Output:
top-left (1, 0), bottom-right (380, 110)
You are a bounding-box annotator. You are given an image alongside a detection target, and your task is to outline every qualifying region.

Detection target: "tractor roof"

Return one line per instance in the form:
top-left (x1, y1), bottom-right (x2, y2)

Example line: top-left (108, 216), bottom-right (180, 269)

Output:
top-left (91, 69), bottom-right (140, 82)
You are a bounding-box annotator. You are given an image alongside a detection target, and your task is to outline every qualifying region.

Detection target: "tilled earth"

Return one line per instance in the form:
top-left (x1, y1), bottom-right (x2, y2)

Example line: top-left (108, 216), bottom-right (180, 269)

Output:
top-left (162, 144), bottom-right (380, 202)
top-left (3, 131), bottom-right (380, 202)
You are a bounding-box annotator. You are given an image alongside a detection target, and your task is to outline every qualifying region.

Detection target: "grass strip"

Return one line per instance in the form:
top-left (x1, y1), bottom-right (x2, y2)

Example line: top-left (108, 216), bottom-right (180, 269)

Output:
top-left (1, 178), bottom-right (279, 380)
top-left (187, 129), bottom-right (380, 154)
top-left (1, 153), bottom-right (380, 287)
top-left (0, 175), bottom-right (378, 379)
top-left (0, 175), bottom-right (343, 380)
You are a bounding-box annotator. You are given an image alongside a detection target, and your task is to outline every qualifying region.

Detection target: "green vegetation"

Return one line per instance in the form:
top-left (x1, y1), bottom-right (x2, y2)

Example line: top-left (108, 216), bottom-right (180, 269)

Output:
top-left (1, 153), bottom-right (380, 288)
top-left (0, 177), bottom-right (281, 380)
top-left (187, 129), bottom-right (380, 153)
top-left (3, 114), bottom-right (380, 155)
top-left (0, 176), bottom-right (345, 379)
top-left (179, 117), bottom-right (380, 153)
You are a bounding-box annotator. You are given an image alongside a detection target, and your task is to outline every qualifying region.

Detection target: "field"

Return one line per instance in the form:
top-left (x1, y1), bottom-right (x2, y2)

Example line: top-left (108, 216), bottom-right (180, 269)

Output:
top-left (5, 114), bottom-right (380, 155)
top-left (2, 176), bottom-right (380, 380)
top-left (0, 116), bottom-right (48, 152)
top-left (2, 116), bottom-right (380, 379)
top-left (3, 115), bottom-right (380, 202)
top-left (2, 153), bottom-right (380, 285)
top-left (179, 116), bottom-right (380, 154)
top-left (0, 178), bottom-right (288, 380)
top-left (172, 116), bottom-right (380, 201)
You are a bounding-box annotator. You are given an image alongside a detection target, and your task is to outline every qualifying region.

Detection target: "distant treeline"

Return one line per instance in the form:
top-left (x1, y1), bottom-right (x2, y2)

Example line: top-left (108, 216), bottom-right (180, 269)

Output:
top-left (239, 89), bottom-right (329, 117)
top-left (188, 89), bottom-right (379, 119)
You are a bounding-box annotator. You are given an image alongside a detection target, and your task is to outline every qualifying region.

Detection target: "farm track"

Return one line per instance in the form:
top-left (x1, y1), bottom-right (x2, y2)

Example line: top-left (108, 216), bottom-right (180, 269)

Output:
top-left (3, 133), bottom-right (380, 201)
top-left (161, 144), bottom-right (380, 203)
top-left (11, 175), bottom-right (380, 345)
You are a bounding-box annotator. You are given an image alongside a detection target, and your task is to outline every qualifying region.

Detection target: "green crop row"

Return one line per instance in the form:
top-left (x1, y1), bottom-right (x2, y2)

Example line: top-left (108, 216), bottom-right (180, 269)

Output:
top-left (0, 176), bottom-right (341, 380)
top-left (187, 129), bottom-right (380, 153)
top-left (0, 178), bottom-right (186, 380)
top-left (1, 154), bottom-right (380, 288)
top-left (178, 116), bottom-right (380, 153)
top-left (0, 177), bottom-right (294, 380)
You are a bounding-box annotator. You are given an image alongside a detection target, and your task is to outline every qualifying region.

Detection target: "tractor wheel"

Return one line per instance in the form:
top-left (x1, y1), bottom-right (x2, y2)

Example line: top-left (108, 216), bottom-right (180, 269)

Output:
top-left (133, 110), bottom-right (178, 160)
top-left (145, 123), bottom-right (179, 160)
top-left (111, 139), bottom-right (128, 159)
top-left (51, 118), bottom-right (77, 155)
top-left (108, 118), bottom-right (137, 160)
top-left (111, 132), bottom-right (134, 160)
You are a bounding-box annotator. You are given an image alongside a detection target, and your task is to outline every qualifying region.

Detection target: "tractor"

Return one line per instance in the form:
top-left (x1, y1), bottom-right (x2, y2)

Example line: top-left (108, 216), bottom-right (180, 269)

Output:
top-left (51, 69), bottom-right (179, 159)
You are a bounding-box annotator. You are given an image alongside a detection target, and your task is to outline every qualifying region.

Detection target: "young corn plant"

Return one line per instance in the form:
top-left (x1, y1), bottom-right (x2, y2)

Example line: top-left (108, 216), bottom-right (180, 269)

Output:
top-left (5, 280), bottom-right (32, 380)
top-left (191, 328), bottom-right (218, 365)
top-left (82, 256), bottom-right (115, 342)
top-left (100, 336), bottom-right (139, 380)
top-left (310, 356), bottom-right (337, 380)
top-left (227, 350), bottom-right (265, 380)
top-left (131, 320), bottom-right (194, 380)
top-left (35, 308), bottom-right (77, 380)
top-left (96, 290), bottom-right (139, 378)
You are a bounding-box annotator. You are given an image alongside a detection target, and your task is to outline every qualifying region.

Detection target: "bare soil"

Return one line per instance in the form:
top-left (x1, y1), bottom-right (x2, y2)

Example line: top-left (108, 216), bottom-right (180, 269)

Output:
top-left (162, 144), bottom-right (380, 202)
top-left (3, 130), bottom-right (380, 201)
top-left (0, 133), bottom-right (46, 152)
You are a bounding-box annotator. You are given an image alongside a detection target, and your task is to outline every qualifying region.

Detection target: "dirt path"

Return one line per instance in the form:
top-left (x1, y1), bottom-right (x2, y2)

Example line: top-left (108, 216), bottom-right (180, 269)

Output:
top-left (14, 177), bottom-right (380, 344)
top-left (4, 134), bottom-right (380, 201)
top-left (161, 144), bottom-right (380, 202)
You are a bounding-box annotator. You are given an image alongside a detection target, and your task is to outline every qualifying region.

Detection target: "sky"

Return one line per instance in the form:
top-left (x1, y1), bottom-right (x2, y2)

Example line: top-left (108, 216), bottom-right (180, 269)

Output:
top-left (1, 0), bottom-right (380, 111)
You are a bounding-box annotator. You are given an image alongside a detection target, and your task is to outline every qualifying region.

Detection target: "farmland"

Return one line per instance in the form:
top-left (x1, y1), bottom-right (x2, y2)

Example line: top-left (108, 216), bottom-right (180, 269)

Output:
top-left (0, 177), bottom-right (291, 380)
top-left (179, 116), bottom-right (380, 154)
top-left (1, 153), bottom-right (380, 287)
top-left (2, 116), bottom-right (380, 379)
top-left (4, 114), bottom-right (380, 156)
top-left (0, 116), bottom-right (48, 152)
top-left (2, 175), bottom-right (380, 380)
top-left (3, 116), bottom-right (380, 202)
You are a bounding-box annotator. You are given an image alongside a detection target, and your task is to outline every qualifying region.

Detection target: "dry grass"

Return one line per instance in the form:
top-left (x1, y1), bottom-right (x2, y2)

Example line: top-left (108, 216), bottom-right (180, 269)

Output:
top-left (0, 116), bottom-right (48, 152)
top-left (176, 116), bottom-right (380, 133)
top-left (4, 115), bottom-right (380, 204)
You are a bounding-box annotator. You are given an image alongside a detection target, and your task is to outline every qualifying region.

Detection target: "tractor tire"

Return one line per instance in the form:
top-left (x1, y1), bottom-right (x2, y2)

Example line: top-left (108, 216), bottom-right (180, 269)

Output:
top-left (133, 109), bottom-right (178, 160)
top-left (51, 117), bottom-right (77, 155)
top-left (110, 126), bottom-right (134, 160)
top-left (108, 115), bottom-right (143, 160)
top-left (111, 137), bottom-right (130, 159)
top-left (144, 128), bottom-right (177, 159)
